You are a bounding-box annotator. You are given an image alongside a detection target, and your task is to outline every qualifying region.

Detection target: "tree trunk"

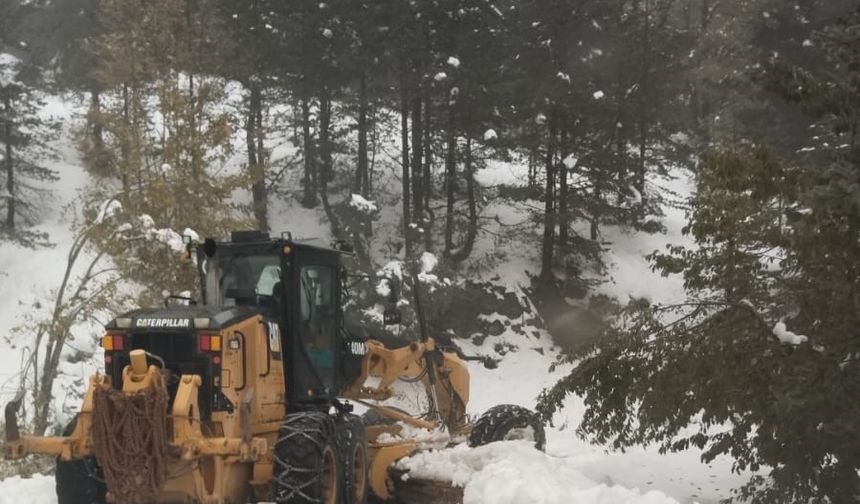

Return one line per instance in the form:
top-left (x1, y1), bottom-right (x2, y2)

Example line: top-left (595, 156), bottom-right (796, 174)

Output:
top-left (120, 84), bottom-right (130, 198)
top-left (411, 80), bottom-right (424, 229)
top-left (528, 146), bottom-right (539, 196)
top-left (558, 115), bottom-right (569, 248)
top-left (247, 82), bottom-right (268, 231)
top-left (636, 0), bottom-right (652, 198)
top-left (399, 59), bottom-right (412, 258)
top-left (356, 72), bottom-right (369, 196)
top-left (317, 86), bottom-right (341, 240)
top-left (301, 94), bottom-right (317, 208)
top-left (299, 0), bottom-right (317, 208)
top-left (422, 88), bottom-right (433, 250)
top-left (700, 0), bottom-right (711, 33)
top-left (450, 135), bottom-right (477, 263)
top-left (319, 86), bottom-right (333, 185)
top-left (422, 87), bottom-right (432, 209)
top-left (3, 90), bottom-right (13, 231)
top-left (539, 108), bottom-right (557, 284)
top-left (318, 171), bottom-right (342, 239)
top-left (443, 105), bottom-right (456, 256)
top-left (89, 89), bottom-right (107, 174)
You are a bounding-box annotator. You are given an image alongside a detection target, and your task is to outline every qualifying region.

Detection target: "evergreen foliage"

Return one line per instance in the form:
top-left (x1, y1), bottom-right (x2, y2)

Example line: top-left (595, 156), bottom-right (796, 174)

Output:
top-left (0, 50), bottom-right (58, 248)
top-left (540, 6), bottom-right (860, 502)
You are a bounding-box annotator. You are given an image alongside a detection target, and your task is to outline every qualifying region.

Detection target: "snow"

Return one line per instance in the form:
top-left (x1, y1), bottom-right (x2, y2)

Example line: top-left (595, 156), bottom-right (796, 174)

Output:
top-left (149, 227), bottom-right (185, 252)
top-left (588, 172), bottom-right (694, 305)
top-left (182, 228), bottom-right (200, 243)
top-left (447, 56), bottom-right (461, 68)
top-left (0, 94), bottom-right (103, 428)
top-left (0, 474), bottom-right (55, 504)
top-left (397, 441), bottom-right (679, 504)
top-left (419, 252), bottom-right (438, 274)
top-left (456, 315), bottom-right (747, 504)
top-left (474, 159), bottom-right (529, 188)
top-left (94, 198), bottom-right (122, 224)
top-left (0, 52), bottom-right (22, 87)
top-left (375, 280), bottom-right (391, 297)
top-left (483, 129), bottom-right (498, 141)
top-left (772, 321), bottom-right (808, 345)
top-left (0, 91), bottom-right (747, 504)
top-left (139, 214), bottom-right (156, 229)
top-left (349, 193), bottom-right (378, 214)
top-left (378, 260), bottom-right (404, 281)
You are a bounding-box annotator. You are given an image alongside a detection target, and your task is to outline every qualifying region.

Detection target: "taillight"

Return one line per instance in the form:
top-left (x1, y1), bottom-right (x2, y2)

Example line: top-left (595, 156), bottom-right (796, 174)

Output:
top-left (199, 334), bottom-right (221, 353)
top-left (102, 334), bottom-right (125, 351)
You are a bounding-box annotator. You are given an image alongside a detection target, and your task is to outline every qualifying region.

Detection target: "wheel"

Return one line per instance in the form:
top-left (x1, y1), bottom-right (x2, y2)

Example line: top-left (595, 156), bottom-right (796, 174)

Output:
top-left (56, 417), bottom-right (107, 504)
top-left (467, 404), bottom-right (546, 451)
top-left (273, 411), bottom-right (341, 504)
top-left (335, 414), bottom-right (369, 504)
top-left (360, 406), bottom-right (408, 426)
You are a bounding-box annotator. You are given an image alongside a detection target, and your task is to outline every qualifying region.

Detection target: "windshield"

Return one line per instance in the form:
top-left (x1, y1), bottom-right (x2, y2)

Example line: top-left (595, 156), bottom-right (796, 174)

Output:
top-left (205, 254), bottom-right (281, 307)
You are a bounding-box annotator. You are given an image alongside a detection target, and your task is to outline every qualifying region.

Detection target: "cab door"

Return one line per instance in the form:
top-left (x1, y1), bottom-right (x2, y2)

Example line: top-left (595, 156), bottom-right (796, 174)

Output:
top-left (287, 248), bottom-right (340, 405)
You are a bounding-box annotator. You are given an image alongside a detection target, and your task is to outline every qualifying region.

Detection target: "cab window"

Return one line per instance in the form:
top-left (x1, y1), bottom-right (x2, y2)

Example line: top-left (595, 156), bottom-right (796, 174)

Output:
top-left (205, 254), bottom-right (281, 307)
top-left (299, 266), bottom-right (336, 387)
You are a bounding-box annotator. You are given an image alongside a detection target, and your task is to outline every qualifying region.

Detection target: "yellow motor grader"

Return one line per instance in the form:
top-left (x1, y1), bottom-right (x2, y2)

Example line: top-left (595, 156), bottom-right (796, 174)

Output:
top-left (4, 231), bottom-right (546, 504)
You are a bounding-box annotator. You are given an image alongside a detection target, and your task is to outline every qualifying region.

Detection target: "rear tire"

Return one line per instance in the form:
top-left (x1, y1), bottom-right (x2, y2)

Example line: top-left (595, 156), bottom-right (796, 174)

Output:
top-left (468, 404), bottom-right (546, 451)
top-left (360, 406), bottom-right (408, 426)
top-left (273, 411), bottom-right (341, 504)
top-left (56, 417), bottom-right (107, 504)
top-left (336, 414), bottom-right (368, 504)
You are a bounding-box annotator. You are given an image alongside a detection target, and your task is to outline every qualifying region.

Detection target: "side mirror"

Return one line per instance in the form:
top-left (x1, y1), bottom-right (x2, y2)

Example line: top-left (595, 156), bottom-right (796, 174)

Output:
top-left (383, 306), bottom-right (402, 325)
top-left (203, 238), bottom-right (217, 258)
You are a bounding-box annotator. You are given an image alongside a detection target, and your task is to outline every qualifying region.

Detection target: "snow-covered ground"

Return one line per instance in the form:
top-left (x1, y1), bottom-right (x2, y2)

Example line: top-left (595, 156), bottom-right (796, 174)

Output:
top-left (0, 94), bottom-right (747, 503)
top-left (456, 321), bottom-right (746, 504)
top-left (0, 94), bottom-right (102, 407)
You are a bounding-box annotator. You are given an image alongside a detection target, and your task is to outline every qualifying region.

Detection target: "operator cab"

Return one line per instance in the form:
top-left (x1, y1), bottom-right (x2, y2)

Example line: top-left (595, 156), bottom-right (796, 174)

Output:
top-left (197, 230), bottom-right (356, 409)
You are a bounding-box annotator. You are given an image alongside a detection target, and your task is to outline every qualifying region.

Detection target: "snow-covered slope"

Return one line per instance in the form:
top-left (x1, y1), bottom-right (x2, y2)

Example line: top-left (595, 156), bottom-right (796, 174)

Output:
top-left (0, 94), bottom-right (746, 504)
top-left (0, 94), bottom-right (102, 409)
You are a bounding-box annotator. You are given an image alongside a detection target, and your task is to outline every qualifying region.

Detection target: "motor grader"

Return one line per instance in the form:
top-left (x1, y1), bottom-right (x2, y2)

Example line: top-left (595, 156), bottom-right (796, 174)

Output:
top-left (4, 231), bottom-right (545, 504)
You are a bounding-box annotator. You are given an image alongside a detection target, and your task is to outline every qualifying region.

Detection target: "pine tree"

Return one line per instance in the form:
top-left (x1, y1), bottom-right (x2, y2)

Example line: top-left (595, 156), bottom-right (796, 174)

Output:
top-left (539, 6), bottom-right (860, 502)
top-left (0, 50), bottom-right (58, 247)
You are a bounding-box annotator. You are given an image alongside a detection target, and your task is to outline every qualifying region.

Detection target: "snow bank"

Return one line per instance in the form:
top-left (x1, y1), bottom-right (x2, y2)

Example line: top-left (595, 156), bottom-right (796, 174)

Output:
top-left (0, 474), bottom-right (56, 504)
top-left (0, 52), bottom-right (22, 87)
top-left (474, 159), bottom-right (529, 188)
top-left (349, 193), bottom-right (378, 214)
top-left (419, 252), bottom-right (437, 274)
top-left (772, 321), bottom-right (808, 345)
top-left (397, 441), bottom-right (679, 504)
